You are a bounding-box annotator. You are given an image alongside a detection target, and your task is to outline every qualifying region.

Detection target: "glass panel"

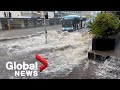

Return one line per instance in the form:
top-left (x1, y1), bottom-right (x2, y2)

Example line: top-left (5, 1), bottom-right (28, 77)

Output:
top-left (62, 19), bottom-right (73, 27)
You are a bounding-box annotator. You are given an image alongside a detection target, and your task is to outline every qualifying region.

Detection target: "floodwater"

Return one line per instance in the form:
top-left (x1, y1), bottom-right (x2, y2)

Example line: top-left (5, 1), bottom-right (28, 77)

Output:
top-left (0, 30), bottom-right (120, 79)
top-left (0, 30), bottom-right (93, 79)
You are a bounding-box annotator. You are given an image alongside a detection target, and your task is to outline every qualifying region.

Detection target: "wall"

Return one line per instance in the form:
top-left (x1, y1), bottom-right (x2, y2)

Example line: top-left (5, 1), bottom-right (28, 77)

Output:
top-left (10, 11), bottom-right (22, 17)
top-left (0, 11), bottom-right (6, 17)
top-left (9, 18), bottom-right (22, 28)
top-left (21, 11), bottom-right (33, 17)
top-left (21, 11), bottom-right (41, 18)
top-left (0, 11), bottom-right (22, 18)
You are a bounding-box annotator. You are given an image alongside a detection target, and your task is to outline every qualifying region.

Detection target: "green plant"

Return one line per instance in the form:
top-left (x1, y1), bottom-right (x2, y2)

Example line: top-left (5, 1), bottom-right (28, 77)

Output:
top-left (86, 21), bottom-right (93, 28)
top-left (86, 14), bottom-right (91, 19)
top-left (91, 12), bottom-right (120, 38)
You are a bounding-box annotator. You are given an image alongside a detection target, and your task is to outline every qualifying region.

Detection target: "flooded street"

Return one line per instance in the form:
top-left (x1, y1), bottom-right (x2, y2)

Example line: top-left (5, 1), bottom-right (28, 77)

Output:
top-left (0, 30), bottom-right (120, 79)
top-left (0, 11), bottom-right (120, 79)
top-left (0, 30), bottom-right (93, 79)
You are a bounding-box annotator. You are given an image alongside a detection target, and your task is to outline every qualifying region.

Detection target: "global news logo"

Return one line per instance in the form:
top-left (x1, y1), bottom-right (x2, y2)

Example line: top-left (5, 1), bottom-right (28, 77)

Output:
top-left (6, 54), bottom-right (48, 77)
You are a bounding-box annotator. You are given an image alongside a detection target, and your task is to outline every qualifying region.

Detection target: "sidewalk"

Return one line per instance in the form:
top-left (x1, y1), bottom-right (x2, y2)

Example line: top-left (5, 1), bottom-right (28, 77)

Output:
top-left (0, 25), bottom-right (62, 41)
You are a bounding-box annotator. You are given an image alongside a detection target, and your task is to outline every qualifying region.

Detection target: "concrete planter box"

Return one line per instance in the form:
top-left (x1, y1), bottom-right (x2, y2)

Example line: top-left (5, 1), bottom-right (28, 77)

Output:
top-left (88, 50), bottom-right (110, 61)
top-left (92, 37), bottom-right (116, 51)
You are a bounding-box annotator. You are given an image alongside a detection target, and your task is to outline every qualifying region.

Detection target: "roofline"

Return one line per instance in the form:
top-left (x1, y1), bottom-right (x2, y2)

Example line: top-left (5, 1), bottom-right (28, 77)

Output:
top-left (0, 17), bottom-right (33, 19)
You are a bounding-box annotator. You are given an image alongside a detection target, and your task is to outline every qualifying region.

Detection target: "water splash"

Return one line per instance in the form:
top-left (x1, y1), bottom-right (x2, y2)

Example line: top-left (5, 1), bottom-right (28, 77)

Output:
top-left (0, 30), bottom-right (92, 79)
top-left (95, 56), bottom-right (120, 79)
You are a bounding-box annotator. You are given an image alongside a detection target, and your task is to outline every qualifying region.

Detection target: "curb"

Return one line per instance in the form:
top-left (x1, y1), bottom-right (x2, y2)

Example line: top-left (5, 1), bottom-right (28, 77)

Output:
top-left (0, 32), bottom-right (44, 41)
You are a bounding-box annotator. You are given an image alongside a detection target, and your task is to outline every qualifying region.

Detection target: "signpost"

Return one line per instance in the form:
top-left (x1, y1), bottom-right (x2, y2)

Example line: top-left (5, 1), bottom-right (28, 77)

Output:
top-left (44, 17), bottom-right (47, 44)
top-left (8, 18), bottom-right (10, 31)
top-left (43, 11), bottom-right (48, 44)
top-left (8, 12), bottom-right (11, 31)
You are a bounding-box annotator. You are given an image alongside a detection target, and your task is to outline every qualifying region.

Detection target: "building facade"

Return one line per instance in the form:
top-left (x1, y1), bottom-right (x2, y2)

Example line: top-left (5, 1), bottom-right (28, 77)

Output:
top-left (55, 11), bottom-right (101, 18)
top-left (0, 11), bottom-right (43, 30)
top-left (0, 11), bottom-right (41, 18)
top-left (0, 11), bottom-right (61, 30)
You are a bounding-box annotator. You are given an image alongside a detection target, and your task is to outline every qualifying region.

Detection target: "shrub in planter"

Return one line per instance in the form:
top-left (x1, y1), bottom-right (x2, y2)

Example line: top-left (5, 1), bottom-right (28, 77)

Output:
top-left (91, 12), bottom-right (120, 51)
top-left (116, 20), bottom-right (120, 33)
top-left (86, 21), bottom-right (93, 29)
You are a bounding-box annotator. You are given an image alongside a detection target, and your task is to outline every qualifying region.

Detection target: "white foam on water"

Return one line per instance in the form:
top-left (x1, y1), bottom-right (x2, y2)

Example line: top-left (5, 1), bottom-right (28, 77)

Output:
top-left (95, 56), bottom-right (120, 79)
top-left (0, 30), bottom-right (92, 78)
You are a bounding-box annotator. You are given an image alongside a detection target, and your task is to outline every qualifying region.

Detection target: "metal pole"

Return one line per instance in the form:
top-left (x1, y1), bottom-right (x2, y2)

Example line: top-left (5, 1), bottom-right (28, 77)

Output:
top-left (8, 18), bottom-right (10, 31)
top-left (7, 11), bottom-right (11, 31)
top-left (44, 13), bottom-right (47, 44)
top-left (7, 11), bottom-right (10, 31)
